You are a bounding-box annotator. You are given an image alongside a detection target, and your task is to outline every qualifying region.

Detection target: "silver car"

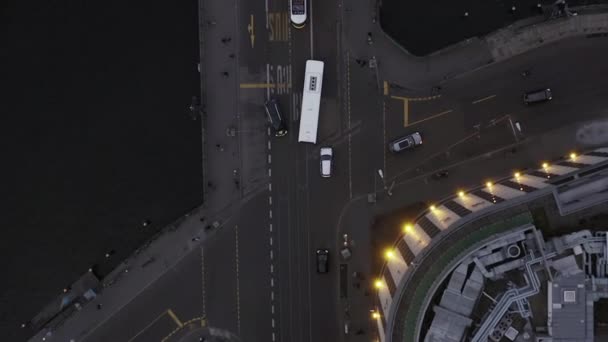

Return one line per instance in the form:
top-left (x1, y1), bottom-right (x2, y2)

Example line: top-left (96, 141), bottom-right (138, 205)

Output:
top-left (388, 132), bottom-right (422, 153)
top-left (320, 147), bottom-right (333, 177)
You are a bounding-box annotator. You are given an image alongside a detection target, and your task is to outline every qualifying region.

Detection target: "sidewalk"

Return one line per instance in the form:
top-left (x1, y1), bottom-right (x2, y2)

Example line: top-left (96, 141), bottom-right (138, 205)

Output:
top-left (27, 0), bottom-right (242, 341)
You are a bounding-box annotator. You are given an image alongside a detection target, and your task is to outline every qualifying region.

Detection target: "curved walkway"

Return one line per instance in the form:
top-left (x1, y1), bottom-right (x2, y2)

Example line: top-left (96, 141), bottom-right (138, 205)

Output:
top-left (373, 147), bottom-right (608, 342)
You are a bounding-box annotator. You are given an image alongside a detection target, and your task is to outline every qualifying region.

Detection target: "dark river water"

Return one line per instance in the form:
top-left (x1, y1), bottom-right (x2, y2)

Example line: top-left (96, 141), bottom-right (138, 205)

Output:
top-left (1, 1), bottom-right (201, 340)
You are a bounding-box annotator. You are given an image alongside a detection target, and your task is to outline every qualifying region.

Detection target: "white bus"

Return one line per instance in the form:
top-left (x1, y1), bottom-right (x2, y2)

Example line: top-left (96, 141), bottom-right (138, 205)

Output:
top-left (289, 0), bottom-right (306, 28)
top-left (298, 60), bottom-right (324, 144)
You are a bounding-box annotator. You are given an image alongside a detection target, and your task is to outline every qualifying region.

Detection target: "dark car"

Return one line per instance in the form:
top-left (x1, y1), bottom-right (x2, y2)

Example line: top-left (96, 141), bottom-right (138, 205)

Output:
top-left (523, 88), bottom-right (552, 104)
top-left (265, 98), bottom-right (288, 137)
top-left (388, 132), bottom-right (422, 153)
top-left (316, 249), bottom-right (329, 273)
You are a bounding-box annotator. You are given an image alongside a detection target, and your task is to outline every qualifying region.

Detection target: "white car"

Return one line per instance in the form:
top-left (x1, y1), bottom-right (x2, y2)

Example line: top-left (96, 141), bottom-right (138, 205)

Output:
top-left (320, 147), bottom-right (333, 177)
top-left (388, 132), bottom-right (422, 153)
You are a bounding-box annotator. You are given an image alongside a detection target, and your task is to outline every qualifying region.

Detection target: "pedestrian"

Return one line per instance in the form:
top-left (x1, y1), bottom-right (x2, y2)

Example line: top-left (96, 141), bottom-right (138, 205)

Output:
top-left (97, 304), bottom-right (102, 310)
top-left (222, 71), bottom-right (229, 77)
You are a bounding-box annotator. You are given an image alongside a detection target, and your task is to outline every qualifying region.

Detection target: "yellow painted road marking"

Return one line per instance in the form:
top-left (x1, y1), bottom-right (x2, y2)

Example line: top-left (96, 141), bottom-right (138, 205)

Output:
top-left (161, 316), bottom-right (207, 342)
top-left (127, 310), bottom-right (171, 342)
top-left (407, 109), bottom-right (453, 128)
top-left (403, 99), bottom-right (409, 127)
top-left (408, 95), bottom-right (441, 102)
top-left (167, 309), bottom-right (183, 328)
top-left (383, 81), bottom-right (389, 96)
top-left (247, 15), bottom-right (255, 48)
top-left (240, 83), bottom-right (285, 89)
top-left (390, 96), bottom-right (410, 127)
top-left (472, 94), bottom-right (496, 104)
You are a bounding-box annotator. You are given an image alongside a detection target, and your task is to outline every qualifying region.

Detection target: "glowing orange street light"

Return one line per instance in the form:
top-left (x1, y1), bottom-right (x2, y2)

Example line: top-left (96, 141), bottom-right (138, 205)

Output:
top-left (403, 224), bottom-right (413, 233)
top-left (385, 249), bottom-right (395, 260)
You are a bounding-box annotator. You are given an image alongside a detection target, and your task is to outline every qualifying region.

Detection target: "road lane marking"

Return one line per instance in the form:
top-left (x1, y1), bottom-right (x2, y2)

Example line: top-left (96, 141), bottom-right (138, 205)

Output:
top-left (390, 95), bottom-right (410, 127)
top-left (127, 310), bottom-right (172, 342)
top-left (272, 318), bottom-right (275, 328)
top-left (383, 100), bottom-right (387, 180)
top-left (472, 94), bottom-right (496, 104)
top-left (383, 81), bottom-right (389, 96)
top-left (271, 277), bottom-right (274, 286)
top-left (235, 226), bottom-right (241, 334)
top-left (265, 0), bottom-right (269, 28)
top-left (240, 83), bottom-right (287, 89)
top-left (309, 0), bottom-right (314, 59)
top-left (270, 264), bottom-right (274, 273)
top-left (268, 12), bottom-right (289, 41)
top-left (268, 154), bottom-right (271, 164)
top-left (269, 209), bottom-right (273, 219)
top-left (267, 64), bottom-right (271, 98)
top-left (200, 247), bottom-right (206, 317)
top-left (160, 316), bottom-right (207, 342)
top-left (270, 250), bottom-right (274, 260)
top-left (268, 168), bottom-right (272, 177)
top-left (167, 309), bottom-right (184, 328)
top-left (346, 52), bottom-right (353, 199)
top-left (270, 236), bottom-right (273, 245)
top-left (269, 196), bottom-right (272, 205)
top-left (272, 304), bottom-right (275, 314)
top-left (269, 223), bottom-right (273, 232)
top-left (406, 109), bottom-right (453, 128)
top-left (408, 95), bottom-right (441, 102)
top-left (271, 291), bottom-right (274, 300)
top-left (268, 141), bottom-right (271, 150)
top-left (268, 183), bottom-right (272, 191)
top-left (247, 14), bottom-right (255, 48)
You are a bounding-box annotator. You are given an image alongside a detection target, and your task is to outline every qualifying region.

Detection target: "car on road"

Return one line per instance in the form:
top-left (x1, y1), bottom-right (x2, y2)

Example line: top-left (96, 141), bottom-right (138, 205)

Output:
top-left (523, 88), bottom-right (552, 104)
top-left (316, 249), bottom-right (329, 273)
top-left (264, 97), bottom-right (288, 137)
top-left (388, 132), bottom-right (422, 153)
top-left (320, 147), bottom-right (333, 177)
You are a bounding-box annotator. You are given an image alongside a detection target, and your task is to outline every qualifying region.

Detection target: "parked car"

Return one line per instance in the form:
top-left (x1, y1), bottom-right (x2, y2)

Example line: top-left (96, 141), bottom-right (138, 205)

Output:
top-left (316, 249), bottom-right (329, 273)
top-left (388, 132), bottom-right (422, 153)
top-left (264, 98), bottom-right (288, 137)
top-left (320, 147), bottom-right (333, 177)
top-left (523, 88), bottom-right (552, 104)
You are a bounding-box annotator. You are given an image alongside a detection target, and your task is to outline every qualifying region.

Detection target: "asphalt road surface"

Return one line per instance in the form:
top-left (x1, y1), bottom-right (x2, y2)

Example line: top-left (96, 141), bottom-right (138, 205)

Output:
top-left (382, 36), bottom-right (608, 186)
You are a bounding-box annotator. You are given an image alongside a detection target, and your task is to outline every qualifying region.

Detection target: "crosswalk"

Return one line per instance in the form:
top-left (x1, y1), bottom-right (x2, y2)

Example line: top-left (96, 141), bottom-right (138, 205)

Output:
top-left (374, 147), bottom-right (608, 341)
